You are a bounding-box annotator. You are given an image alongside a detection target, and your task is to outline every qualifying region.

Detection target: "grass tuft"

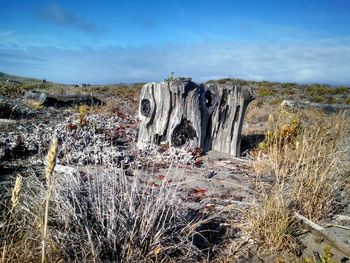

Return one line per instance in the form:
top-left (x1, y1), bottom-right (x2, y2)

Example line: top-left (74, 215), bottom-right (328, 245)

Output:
top-left (1, 163), bottom-right (210, 262)
top-left (246, 187), bottom-right (296, 253)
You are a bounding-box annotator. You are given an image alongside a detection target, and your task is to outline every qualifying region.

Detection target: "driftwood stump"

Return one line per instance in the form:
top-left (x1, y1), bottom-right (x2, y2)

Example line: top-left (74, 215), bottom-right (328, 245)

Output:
top-left (203, 84), bottom-right (255, 156)
top-left (137, 78), bottom-right (254, 157)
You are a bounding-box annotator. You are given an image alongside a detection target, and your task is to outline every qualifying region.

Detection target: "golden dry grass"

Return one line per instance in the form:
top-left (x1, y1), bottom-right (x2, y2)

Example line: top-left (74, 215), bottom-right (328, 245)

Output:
top-left (10, 176), bottom-right (22, 210)
top-left (247, 109), bottom-right (350, 253)
top-left (246, 187), bottom-right (296, 253)
top-left (42, 138), bottom-right (58, 263)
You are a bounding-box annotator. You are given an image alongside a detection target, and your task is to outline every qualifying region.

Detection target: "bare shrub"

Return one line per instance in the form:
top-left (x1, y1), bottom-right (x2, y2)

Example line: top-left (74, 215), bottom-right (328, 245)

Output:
top-left (1, 165), bottom-right (208, 262)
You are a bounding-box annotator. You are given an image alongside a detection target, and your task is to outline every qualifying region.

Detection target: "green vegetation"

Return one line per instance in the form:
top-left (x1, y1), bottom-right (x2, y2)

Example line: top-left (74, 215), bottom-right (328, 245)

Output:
top-left (207, 77), bottom-right (349, 104)
top-left (306, 84), bottom-right (349, 103)
top-left (0, 72), bottom-right (51, 96)
top-left (257, 87), bottom-right (275, 97)
top-left (164, 72), bottom-right (175, 82)
top-left (0, 82), bottom-right (49, 96)
top-left (80, 84), bottom-right (144, 99)
top-left (306, 84), bottom-right (348, 96)
top-left (0, 72), bottom-right (42, 84)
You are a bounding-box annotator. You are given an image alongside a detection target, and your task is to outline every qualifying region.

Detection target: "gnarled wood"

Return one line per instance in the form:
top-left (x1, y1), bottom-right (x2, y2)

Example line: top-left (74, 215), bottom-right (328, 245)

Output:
top-left (138, 78), bottom-right (203, 149)
top-left (137, 78), bottom-right (254, 157)
top-left (203, 84), bottom-right (254, 156)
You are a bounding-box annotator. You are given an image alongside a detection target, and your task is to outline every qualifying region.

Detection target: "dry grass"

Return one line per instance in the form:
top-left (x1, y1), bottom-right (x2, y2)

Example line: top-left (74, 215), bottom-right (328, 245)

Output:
top-left (246, 187), bottom-right (296, 253)
top-left (42, 138), bottom-right (58, 263)
top-left (0, 161), bottom-right (213, 262)
top-left (10, 176), bottom-right (22, 210)
top-left (247, 109), bottom-right (350, 253)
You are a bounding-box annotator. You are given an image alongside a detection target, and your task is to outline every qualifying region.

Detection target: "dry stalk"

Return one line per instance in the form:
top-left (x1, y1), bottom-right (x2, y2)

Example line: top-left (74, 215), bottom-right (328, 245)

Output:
top-left (11, 176), bottom-right (23, 210)
top-left (41, 138), bottom-right (58, 263)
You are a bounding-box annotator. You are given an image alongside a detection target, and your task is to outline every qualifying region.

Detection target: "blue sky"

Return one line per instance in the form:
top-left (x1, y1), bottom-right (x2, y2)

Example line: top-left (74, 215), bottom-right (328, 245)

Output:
top-left (1, 0), bottom-right (350, 84)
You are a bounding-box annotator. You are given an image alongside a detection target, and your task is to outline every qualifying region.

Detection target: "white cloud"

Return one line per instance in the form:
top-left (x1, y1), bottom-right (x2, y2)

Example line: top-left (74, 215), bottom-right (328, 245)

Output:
top-left (39, 2), bottom-right (100, 34)
top-left (1, 38), bottom-right (350, 85)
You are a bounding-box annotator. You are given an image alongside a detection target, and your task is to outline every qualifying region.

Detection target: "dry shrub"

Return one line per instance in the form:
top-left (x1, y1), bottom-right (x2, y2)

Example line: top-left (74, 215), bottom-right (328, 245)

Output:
top-left (285, 111), bottom-right (348, 219)
top-left (0, 165), bottom-right (210, 262)
top-left (247, 109), bottom-right (350, 253)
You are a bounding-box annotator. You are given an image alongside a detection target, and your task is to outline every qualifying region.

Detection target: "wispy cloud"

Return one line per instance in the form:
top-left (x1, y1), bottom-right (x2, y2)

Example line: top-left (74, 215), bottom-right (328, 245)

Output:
top-left (39, 2), bottom-right (100, 34)
top-left (1, 38), bottom-right (350, 85)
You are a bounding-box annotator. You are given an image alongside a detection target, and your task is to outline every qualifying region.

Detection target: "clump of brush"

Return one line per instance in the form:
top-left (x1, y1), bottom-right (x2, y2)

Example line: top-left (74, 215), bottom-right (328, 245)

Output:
top-left (247, 110), bottom-right (350, 254)
top-left (1, 137), bottom-right (214, 262)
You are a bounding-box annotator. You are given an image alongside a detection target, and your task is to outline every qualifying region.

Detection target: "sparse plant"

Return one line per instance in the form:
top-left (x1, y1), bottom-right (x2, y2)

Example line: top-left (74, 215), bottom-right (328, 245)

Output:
top-left (257, 115), bottom-right (301, 153)
top-left (11, 176), bottom-right (23, 210)
top-left (165, 72), bottom-right (175, 83)
top-left (30, 100), bottom-right (44, 110)
top-left (78, 104), bottom-right (88, 126)
top-left (302, 244), bottom-right (338, 263)
top-left (0, 160), bottom-right (213, 262)
top-left (42, 138), bottom-right (58, 263)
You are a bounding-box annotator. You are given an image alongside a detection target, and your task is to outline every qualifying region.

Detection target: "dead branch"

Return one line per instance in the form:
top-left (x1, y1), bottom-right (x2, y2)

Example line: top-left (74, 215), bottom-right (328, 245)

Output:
top-left (294, 212), bottom-right (350, 257)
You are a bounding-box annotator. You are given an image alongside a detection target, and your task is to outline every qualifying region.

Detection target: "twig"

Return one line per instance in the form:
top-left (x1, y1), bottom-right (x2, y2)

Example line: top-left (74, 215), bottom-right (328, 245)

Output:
top-left (231, 240), bottom-right (249, 256)
top-left (325, 224), bottom-right (350, 232)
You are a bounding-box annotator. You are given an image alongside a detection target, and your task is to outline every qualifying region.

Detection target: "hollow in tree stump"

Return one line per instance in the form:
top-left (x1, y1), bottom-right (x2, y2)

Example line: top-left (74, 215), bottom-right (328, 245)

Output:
top-left (203, 84), bottom-right (255, 156)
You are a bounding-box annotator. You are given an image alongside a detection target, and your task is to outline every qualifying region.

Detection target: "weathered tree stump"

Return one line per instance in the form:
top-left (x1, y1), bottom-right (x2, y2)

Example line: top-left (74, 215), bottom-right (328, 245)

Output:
top-left (138, 78), bottom-right (203, 150)
top-left (203, 84), bottom-right (255, 156)
top-left (137, 78), bottom-right (254, 157)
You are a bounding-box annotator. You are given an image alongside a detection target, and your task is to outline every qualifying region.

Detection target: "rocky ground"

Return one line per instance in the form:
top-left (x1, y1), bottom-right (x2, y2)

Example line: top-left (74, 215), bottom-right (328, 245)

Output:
top-left (0, 79), bottom-right (349, 262)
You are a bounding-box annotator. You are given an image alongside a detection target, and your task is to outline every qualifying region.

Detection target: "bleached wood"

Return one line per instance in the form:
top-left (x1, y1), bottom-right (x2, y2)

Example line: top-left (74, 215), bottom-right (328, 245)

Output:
top-left (295, 212), bottom-right (350, 257)
top-left (137, 78), bottom-right (254, 157)
top-left (203, 84), bottom-right (254, 156)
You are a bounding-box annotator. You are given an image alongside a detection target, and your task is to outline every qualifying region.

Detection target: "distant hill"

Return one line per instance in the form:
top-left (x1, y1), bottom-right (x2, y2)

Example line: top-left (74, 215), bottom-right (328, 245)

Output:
top-left (0, 71), bottom-right (349, 104)
top-left (0, 72), bottom-right (44, 84)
